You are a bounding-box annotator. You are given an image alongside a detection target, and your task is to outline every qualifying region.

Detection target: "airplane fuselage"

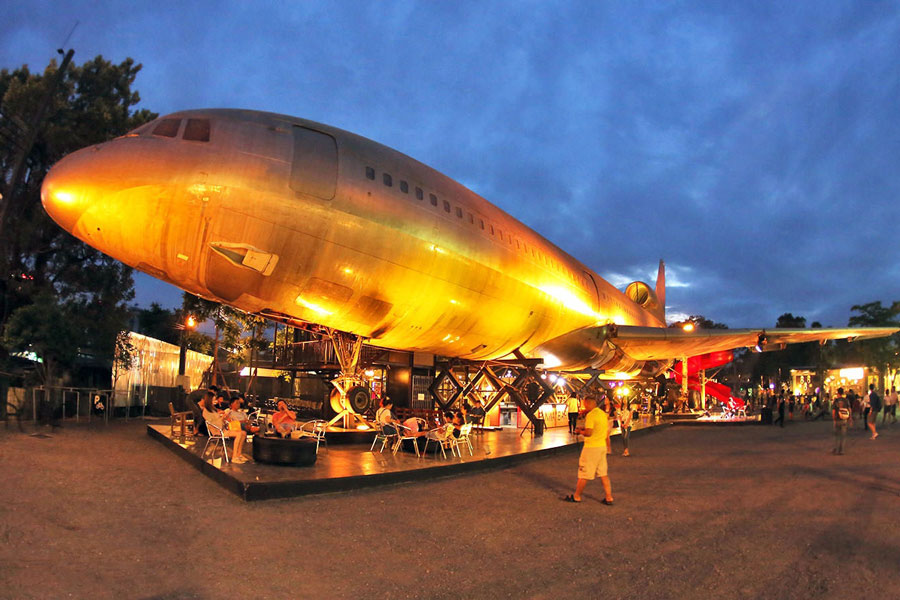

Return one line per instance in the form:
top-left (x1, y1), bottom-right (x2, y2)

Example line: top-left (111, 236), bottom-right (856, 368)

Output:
top-left (42, 109), bottom-right (663, 371)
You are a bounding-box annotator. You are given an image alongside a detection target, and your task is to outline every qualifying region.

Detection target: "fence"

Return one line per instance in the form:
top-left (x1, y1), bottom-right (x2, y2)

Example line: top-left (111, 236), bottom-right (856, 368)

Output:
top-left (3, 384), bottom-right (182, 426)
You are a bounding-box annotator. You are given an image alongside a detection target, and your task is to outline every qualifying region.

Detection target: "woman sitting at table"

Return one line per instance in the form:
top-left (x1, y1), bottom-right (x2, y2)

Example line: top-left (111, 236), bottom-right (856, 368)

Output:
top-left (225, 396), bottom-right (260, 435)
top-left (440, 410), bottom-right (464, 438)
top-left (375, 397), bottom-right (401, 436)
top-left (201, 396), bottom-right (248, 463)
top-left (272, 400), bottom-right (298, 437)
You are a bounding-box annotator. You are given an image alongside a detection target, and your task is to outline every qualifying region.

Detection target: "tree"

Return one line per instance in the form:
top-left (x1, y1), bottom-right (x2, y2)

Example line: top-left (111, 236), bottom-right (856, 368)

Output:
top-left (845, 301), bottom-right (900, 389)
top-left (111, 330), bottom-right (136, 401)
top-left (136, 303), bottom-right (179, 345)
top-left (0, 55), bottom-right (155, 386)
top-left (775, 313), bottom-right (806, 328)
top-left (2, 294), bottom-right (80, 385)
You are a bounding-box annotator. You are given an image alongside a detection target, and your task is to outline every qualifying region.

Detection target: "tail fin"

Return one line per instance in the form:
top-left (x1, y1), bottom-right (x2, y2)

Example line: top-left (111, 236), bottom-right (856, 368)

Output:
top-left (655, 259), bottom-right (666, 321)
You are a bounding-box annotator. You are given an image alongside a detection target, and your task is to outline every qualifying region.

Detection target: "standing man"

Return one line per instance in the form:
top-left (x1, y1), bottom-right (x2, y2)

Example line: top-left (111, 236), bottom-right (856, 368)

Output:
top-left (565, 396), bottom-right (614, 505)
top-left (566, 394), bottom-right (580, 435)
top-left (885, 387), bottom-right (898, 425)
top-left (616, 400), bottom-right (634, 457)
top-left (832, 387), bottom-right (852, 455)
top-left (866, 384), bottom-right (881, 440)
top-left (773, 392), bottom-right (786, 427)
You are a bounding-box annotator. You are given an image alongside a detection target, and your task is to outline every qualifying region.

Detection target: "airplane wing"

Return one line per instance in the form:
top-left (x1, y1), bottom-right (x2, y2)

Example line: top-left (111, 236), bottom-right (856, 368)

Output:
top-left (532, 324), bottom-right (898, 371)
top-left (607, 325), bottom-right (898, 361)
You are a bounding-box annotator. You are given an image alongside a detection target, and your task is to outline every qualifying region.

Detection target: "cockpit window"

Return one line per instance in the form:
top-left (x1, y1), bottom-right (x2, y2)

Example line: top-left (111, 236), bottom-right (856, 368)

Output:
top-left (183, 118), bottom-right (210, 142)
top-left (128, 122), bottom-right (155, 136)
top-left (152, 119), bottom-right (181, 138)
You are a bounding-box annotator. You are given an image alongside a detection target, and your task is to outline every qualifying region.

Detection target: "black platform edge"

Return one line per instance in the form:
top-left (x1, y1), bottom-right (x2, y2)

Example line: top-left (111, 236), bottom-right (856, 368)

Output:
top-left (148, 423), bottom-right (671, 502)
top-left (669, 419), bottom-right (762, 427)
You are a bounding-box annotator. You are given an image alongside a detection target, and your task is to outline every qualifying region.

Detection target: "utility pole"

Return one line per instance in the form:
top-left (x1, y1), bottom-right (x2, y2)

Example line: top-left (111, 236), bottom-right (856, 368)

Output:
top-left (0, 49), bottom-right (75, 240)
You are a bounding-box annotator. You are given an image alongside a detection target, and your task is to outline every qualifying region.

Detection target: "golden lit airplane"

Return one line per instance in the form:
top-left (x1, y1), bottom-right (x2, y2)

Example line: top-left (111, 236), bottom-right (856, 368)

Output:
top-left (41, 109), bottom-right (896, 400)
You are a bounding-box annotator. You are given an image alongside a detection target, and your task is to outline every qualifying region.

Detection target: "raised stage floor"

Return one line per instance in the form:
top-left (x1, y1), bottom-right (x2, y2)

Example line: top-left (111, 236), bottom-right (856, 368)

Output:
top-left (148, 417), bottom-right (667, 501)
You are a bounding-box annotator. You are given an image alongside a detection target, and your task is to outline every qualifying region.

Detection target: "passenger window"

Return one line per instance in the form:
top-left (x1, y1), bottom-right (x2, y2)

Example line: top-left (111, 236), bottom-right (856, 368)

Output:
top-left (183, 118), bottom-right (210, 142)
top-left (468, 213), bottom-right (474, 224)
top-left (383, 173), bottom-right (393, 187)
top-left (443, 200), bottom-right (451, 213)
top-left (366, 167), bottom-right (375, 180)
top-left (416, 187), bottom-right (424, 200)
top-left (430, 194), bottom-right (438, 207)
top-left (400, 181), bottom-right (409, 193)
top-left (455, 207), bottom-right (463, 218)
top-left (152, 119), bottom-right (181, 138)
top-left (490, 225), bottom-right (494, 235)
top-left (479, 219), bottom-right (484, 230)
top-left (498, 229), bottom-right (503, 241)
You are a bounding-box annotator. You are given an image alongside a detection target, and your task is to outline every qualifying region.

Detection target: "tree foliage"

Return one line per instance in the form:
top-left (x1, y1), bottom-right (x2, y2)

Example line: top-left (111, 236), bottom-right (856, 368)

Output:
top-left (843, 301), bottom-right (900, 377)
top-left (0, 55), bottom-right (156, 384)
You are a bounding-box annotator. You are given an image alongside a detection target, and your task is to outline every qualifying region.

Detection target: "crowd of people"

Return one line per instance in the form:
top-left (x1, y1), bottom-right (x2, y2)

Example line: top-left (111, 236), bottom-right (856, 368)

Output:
top-left (752, 383), bottom-right (898, 456)
top-left (758, 384), bottom-right (898, 430)
top-left (373, 396), bottom-right (488, 445)
top-left (188, 385), bottom-right (258, 463)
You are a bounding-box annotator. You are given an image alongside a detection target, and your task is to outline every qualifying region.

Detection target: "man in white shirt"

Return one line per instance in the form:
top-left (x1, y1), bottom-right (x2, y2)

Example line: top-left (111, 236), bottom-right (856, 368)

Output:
top-left (564, 396), bottom-right (614, 505)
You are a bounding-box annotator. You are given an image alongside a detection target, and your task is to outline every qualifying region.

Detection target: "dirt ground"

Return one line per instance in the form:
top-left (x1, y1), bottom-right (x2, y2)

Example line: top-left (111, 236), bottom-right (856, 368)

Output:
top-left (1, 417), bottom-right (898, 600)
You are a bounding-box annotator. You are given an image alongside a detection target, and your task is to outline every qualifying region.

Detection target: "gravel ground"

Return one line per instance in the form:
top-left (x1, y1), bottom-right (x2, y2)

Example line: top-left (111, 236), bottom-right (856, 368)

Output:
top-left (1, 418), bottom-right (898, 600)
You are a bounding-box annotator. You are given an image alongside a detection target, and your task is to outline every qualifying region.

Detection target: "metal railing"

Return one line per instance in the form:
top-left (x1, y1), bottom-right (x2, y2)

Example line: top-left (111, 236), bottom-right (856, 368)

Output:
top-left (3, 386), bottom-right (156, 426)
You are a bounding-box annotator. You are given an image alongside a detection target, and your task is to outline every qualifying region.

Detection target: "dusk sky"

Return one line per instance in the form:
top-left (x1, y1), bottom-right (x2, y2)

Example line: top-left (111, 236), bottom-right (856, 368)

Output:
top-left (4, 1), bottom-right (900, 328)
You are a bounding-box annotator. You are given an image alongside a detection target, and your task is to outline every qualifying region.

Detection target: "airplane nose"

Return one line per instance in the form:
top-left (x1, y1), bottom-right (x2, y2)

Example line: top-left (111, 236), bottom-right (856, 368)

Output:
top-left (41, 146), bottom-right (99, 234)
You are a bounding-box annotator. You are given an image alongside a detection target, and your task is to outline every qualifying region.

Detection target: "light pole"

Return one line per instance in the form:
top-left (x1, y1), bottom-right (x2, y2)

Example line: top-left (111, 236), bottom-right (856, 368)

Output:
top-left (177, 315), bottom-right (197, 379)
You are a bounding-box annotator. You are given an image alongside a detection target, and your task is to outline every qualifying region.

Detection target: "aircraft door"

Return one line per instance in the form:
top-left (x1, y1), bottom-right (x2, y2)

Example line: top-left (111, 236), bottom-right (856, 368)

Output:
top-left (583, 270), bottom-right (601, 313)
top-left (290, 126), bottom-right (337, 200)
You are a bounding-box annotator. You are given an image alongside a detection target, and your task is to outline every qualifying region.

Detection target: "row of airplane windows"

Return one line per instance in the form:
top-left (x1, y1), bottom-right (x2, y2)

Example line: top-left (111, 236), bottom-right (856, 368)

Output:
top-left (365, 165), bottom-right (589, 290)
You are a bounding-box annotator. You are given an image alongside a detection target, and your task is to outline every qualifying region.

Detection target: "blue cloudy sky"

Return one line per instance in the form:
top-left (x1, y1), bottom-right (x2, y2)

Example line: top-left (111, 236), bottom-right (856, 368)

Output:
top-left (4, 1), bottom-right (900, 327)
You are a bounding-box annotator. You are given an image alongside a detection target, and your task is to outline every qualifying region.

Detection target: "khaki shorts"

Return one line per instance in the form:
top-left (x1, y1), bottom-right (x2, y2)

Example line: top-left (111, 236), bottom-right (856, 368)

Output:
top-left (578, 446), bottom-right (608, 480)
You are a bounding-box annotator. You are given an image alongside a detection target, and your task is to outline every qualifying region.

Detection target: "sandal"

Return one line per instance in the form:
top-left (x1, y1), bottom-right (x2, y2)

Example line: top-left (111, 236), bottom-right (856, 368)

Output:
top-left (601, 498), bottom-right (614, 506)
top-left (563, 494), bottom-right (582, 503)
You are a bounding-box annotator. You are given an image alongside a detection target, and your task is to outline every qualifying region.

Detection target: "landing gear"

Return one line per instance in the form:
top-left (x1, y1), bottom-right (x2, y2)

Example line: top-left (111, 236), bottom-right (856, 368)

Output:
top-left (325, 330), bottom-right (374, 429)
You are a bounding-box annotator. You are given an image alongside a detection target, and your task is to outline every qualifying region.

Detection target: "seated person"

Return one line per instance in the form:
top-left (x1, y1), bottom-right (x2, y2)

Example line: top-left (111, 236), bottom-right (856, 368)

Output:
top-left (225, 397), bottom-right (260, 434)
top-left (451, 411), bottom-right (465, 438)
top-left (187, 388), bottom-right (211, 436)
top-left (439, 410), bottom-right (462, 438)
top-left (272, 400), bottom-right (298, 437)
top-left (375, 397), bottom-right (401, 436)
top-left (214, 390), bottom-right (231, 411)
top-left (201, 396), bottom-right (248, 463)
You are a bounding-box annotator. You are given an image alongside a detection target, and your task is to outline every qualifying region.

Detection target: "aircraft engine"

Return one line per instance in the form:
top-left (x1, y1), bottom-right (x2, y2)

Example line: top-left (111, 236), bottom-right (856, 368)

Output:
top-left (329, 385), bottom-right (373, 415)
top-left (624, 281), bottom-right (660, 311)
